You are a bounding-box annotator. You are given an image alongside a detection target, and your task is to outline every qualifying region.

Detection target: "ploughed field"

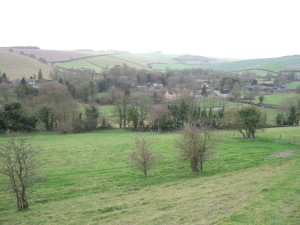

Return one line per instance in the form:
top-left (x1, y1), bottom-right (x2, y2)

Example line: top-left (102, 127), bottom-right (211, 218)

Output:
top-left (0, 127), bottom-right (299, 224)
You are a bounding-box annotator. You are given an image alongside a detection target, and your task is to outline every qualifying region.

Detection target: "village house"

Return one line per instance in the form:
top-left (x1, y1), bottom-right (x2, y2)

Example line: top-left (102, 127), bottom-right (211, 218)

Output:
top-left (211, 90), bottom-right (230, 98)
top-left (164, 89), bottom-right (193, 100)
top-left (11, 78), bottom-right (39, 88)
top-left (152, 82), bottom-right (163, 89)
top-left (26, 78), bottom-right (39, 88)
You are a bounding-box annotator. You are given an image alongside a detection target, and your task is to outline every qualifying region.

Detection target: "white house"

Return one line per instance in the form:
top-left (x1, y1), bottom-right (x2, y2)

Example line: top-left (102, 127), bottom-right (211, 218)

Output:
top-left (165, 89), bottom-right (193, 100)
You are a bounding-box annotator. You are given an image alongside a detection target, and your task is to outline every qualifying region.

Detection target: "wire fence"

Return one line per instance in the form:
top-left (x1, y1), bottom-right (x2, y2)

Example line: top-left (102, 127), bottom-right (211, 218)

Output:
top-left (212, 129), bottom-right (300, 145)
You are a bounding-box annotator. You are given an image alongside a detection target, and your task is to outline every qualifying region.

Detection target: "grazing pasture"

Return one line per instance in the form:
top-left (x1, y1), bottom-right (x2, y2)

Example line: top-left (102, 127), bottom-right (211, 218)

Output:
top-left (152, 63), bottom-right (200, 70)
top-left (286, 81), bottom-right (300, 89)
top-left (55, 60), bottom-right (104, 73)
top-left (204, 55), bottom-right (300, 72)
top-left (0, 127), bottom-right (299, 224)
top-left (115, 53), bottom-right (179, 67)
top-left (253, 93), bottom-right (299, 105)
top-left (88, 55), bottom-right (149, 70)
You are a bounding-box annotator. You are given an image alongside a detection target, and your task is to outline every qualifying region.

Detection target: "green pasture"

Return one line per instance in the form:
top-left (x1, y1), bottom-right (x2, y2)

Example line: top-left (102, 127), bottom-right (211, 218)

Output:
top-left (253, 93), bottom-right (299, 105)
top-left (55, 60), bottom-right (104, 73)
top-left (78, 104), bottom-right (115, 116)
top-left (115, 53), bottom-right (179, 67)
top-left (0, 127), bottom-right (299, 224)
top-left (204, 55), bottom-right (300, 72)
top-left (87, 55), bottom-right (149, 70)
top-left (286, 81), bottom-right (300, 89)
top-left (152, 63), bottom-right (200, 70)
top-left (99, 105), bottom-right (115, 116)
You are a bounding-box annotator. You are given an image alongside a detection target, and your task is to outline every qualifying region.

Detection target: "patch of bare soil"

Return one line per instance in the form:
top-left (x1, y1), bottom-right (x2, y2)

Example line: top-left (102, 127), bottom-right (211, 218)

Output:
top-left (268, 150), bottom-right (295, 158)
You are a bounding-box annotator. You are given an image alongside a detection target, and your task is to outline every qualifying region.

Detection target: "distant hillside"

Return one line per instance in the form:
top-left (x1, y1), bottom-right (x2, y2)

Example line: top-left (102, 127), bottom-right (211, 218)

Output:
top-left (10, 49), bottom-right (94, 62)
top-left (0, 47), bottom-right (227, 75)
top-left (55, 52), bottom-right (221, 72)
top-left (5, 47), bottom-right (300, 78)
top-left (0, 49), bottom-right (52, 79)
top-left (203, 55), bottom-right (300, 75)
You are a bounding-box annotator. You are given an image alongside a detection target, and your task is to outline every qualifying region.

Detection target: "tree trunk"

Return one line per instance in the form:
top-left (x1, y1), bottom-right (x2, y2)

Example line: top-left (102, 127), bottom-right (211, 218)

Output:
top-left (251, 129), bottom-right (256, 139)
top-left (239, 130), bottom-right (246, 139)
top-left (143, 168), bottom-right (147, 178)
top-left (190, 158), bottom-right (199, 172)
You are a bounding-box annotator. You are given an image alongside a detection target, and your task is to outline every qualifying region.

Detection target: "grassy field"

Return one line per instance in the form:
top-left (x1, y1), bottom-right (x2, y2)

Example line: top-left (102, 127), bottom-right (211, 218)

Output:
top-left (204, 55), bottom-right (300, 72)
top-left (79, 104), bottom-right (116, 125)
top-left (115, 53), bottom-right (179, 67)
top-left (0, 127), bottom-right (299, 224)
top-left (0, 50), bottom-right (52, 79)
top-left (286, 81), bottom-right (300, 89)
top-left (55, 53), bottom-right (204, 72)
top-left (152, 63), bottom-right (200, 70)
top-left (88, 56), bottom-right (149, 70)
top-left (55, 60), bottom-right (104, 73)
top-left (253, 93), bottom-right (299, 105)
top-left (56, 55), bottom-right (151, 72)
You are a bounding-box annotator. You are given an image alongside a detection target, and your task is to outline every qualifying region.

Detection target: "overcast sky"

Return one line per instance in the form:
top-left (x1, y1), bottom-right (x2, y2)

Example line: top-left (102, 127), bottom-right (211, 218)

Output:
top-left (1, 0), bottom-right (300, 59)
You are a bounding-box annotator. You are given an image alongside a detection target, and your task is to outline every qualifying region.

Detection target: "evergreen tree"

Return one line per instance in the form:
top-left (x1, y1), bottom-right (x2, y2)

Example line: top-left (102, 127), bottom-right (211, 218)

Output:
top-left (38, 69), bottom-right (43, 80)
top-left (85, 106), bottom-right (99, 130)
top-left (2, 73), bottom-right (8, 82)
top-left (287, 105), bottom-right (298, 125)
top-left (0, 102), bottom-right (37, 132)
top-left (38, 107), bottom-right (53, 131)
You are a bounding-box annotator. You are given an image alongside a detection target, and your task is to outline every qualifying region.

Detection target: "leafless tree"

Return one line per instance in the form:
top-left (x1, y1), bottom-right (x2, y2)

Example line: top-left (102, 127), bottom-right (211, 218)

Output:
top-left (177, 125), bottom-right (212, 172)
top-left (0, 134), bottom-right (40, 209)
top-left (130, 137), bottom-right (158, 177)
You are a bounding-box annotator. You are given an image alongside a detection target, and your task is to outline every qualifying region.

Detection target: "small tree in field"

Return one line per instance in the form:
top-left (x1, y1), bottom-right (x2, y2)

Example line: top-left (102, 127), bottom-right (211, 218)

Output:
top-left (130, 137), bottom-right (158, 177)
top-left (177, 125), bottom-right (212, 172)
top-left (259, 96), bottom-right (264, 104)
top-left (0, 134), bottom-right (40, 209)
top-left (237, 106), bottom-right (263, 139)
top-left (222, 106), bottom-right (264, 139)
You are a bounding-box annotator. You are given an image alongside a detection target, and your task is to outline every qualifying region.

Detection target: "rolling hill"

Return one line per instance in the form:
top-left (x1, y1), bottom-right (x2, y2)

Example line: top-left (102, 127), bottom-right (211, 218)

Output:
top-left (10, 49), bottom-right (94, 62)
top-left (203, 55), bottom-right (300, 75)
top-left (0, 49), bottom-right (52, 79)
top-left (2, 47), bottom-right (300, 79)
top-left (55, 52), bottom-right (221, 72)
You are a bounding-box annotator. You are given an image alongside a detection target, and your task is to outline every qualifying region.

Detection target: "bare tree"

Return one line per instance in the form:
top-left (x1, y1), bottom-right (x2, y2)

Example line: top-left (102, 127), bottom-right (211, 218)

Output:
top-left (130, 137), bottom-right (158, 177)
top-left (177, 125), bottom-right (212, 172)
top-left (0, 134), bottom-right (40, 209)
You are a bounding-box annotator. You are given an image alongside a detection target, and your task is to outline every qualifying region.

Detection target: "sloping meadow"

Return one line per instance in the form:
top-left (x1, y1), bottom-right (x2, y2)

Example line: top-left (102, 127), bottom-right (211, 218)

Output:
top-left (0, 127), bottom-right (299, 224)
